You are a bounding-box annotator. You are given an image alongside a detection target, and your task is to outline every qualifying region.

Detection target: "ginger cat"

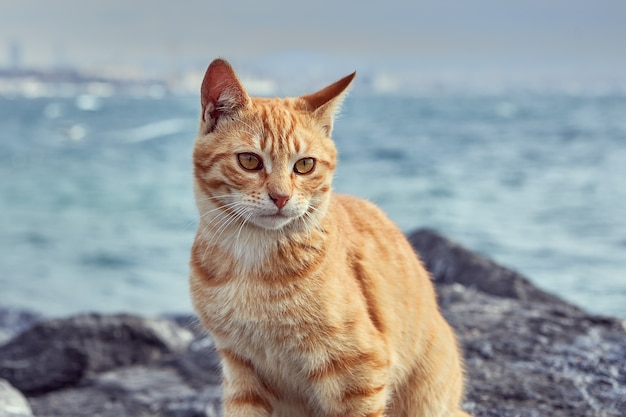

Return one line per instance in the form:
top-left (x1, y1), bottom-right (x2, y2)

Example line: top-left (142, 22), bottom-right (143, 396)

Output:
top-left (190, 58), bottom-right (472, 417)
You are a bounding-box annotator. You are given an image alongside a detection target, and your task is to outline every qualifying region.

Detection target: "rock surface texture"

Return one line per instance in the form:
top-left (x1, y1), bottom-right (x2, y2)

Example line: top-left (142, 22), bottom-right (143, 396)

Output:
top-left (1, 229), bottom-right (625, 417)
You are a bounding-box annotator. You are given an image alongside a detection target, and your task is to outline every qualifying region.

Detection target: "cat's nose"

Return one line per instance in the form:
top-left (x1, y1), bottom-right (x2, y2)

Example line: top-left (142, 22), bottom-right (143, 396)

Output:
top-left (269, 192), bottom-right (290, 209)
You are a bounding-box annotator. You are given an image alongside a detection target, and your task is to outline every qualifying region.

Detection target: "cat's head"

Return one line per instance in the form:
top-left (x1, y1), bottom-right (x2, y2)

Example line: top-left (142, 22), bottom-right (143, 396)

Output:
top-left (193, 58), bottom-right (355, 232)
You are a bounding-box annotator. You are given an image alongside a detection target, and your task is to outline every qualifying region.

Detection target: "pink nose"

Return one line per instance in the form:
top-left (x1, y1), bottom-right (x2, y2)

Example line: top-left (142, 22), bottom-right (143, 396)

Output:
top-left (269, 193), bottom-right (290, 209)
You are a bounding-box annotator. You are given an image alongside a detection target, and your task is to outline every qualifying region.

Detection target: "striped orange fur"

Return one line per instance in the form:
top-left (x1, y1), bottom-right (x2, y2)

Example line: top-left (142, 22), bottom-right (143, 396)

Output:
top-left (189, 58), bottom-right (473, 417)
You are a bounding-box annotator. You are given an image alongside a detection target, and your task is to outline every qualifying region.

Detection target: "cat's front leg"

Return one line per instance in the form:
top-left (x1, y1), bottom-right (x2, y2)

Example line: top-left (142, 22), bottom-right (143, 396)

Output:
top-left (219, 349), bottom-right (274, 417)
top-left (309, 351), bottom-right (390, 417)
top-left (315, 379), bottom-right (389, 417)
top-left (222, 388), bottom-right (272, 417)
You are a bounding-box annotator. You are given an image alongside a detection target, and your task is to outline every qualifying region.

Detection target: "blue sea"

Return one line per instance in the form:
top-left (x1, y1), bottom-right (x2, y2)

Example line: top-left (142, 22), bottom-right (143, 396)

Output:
top-left (1, 89), bottom-right (625, 317)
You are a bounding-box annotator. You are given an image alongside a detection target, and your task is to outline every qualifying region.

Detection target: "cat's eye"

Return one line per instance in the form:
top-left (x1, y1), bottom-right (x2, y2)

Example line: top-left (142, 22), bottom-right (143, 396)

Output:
top-left (294, 158), bottom-right (315, 175)
top-left (237, 153), bottom-right (263, 171)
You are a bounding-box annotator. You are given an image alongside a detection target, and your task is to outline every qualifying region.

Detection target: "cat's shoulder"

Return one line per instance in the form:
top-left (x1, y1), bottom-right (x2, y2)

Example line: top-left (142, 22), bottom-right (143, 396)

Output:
top-left (332, 193), bottom-right (381, 215)
top-left (331, 193), bottom-right (402, 236)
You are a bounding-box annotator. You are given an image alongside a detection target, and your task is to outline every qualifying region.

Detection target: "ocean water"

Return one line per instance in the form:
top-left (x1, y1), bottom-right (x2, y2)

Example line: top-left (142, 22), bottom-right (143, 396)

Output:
top-left (1, 90), bottom-right (625, 317)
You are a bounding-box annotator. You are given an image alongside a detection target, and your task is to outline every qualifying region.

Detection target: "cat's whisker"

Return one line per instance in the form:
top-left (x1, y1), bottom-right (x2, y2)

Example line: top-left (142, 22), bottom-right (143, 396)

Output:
top-left (234, 209), bottom-right (252, 247)
top-left (204, 206), bottom-right (242, 241)
top-left (302, 205), bottom-right (323, 229)
top-left (295, 210), bottom-right (313, 241)
top-left (233, 208), bottom-right (257, 258)
top-left (198, 201), bottom-right (242, 222)
top-left (196, 200), bottom-right (249, 253)
top-left (183, 196), bottom-right (240, 233)
top-left (197, 207), bottom-right (234, 237)
top-left (194, 192), bottom-right (235, 205)
top-left (200, 210), bottom-right (244, 264)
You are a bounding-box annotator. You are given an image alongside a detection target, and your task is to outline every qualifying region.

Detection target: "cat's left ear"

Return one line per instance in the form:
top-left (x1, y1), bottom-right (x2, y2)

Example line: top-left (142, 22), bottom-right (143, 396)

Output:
top-left (200, 58), bottom-right (251, 133)
top-left (300, 71), bottom-right (356, 136)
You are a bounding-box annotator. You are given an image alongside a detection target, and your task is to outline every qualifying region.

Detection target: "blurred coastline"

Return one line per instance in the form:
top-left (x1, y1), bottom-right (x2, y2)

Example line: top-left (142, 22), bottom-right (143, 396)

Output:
top-left (3, 51), bottom-right (626, 100)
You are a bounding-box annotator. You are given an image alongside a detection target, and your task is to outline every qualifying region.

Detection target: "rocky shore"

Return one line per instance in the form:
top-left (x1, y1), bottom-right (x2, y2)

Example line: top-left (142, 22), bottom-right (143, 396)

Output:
top-left (1, 229), bottom-right (625, 417)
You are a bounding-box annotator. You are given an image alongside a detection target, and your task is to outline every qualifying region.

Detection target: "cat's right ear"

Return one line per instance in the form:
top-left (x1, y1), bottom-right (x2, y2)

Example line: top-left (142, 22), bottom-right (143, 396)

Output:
top-left (300, 71), bottom-right (356, 137)
top-left (200, 58), bottom-right (251, 133)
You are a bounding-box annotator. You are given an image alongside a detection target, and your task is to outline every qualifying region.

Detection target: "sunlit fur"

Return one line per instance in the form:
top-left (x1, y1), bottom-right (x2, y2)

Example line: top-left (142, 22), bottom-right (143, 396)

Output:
top-left (190, 58), bottom-right (473, 417)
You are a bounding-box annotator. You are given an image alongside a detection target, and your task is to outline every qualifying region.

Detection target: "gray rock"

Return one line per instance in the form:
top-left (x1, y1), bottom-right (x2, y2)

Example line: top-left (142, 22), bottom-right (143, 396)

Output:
top-left (1, 228), bottom-right (625, 417)
top-left (0, 314), bottom-right (193, 395)
top-left (409, 229), bottom-right (626, 417)
top-left (28, 366), bottom-right (222, 417)
top-left (0, 309), bottom-right (40, 346)
top-left (439, 284), bottom-right (626, 417)
top-left (0, 379), bottom-right (33, 417)
top-left (168, 336), bottom-right (223, 389)
top-left (408, 229), bottom-right (578, 307)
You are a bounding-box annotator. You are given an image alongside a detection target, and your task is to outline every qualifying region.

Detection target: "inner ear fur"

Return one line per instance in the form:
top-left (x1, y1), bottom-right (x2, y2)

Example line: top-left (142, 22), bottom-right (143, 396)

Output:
top-left (200, 58), bottom-right (251, 132)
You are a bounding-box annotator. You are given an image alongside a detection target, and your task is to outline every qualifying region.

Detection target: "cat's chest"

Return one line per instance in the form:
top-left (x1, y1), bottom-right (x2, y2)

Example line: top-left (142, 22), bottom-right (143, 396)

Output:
top-left (202, 274), bottom-right (321, 341)
top-left (205, 277), bottom-right (323, 387)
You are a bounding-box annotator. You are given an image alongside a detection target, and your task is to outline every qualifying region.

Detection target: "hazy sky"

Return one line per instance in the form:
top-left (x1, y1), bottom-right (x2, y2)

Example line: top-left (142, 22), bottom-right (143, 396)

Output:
top-left (1, 0), bottom-right (625, 79)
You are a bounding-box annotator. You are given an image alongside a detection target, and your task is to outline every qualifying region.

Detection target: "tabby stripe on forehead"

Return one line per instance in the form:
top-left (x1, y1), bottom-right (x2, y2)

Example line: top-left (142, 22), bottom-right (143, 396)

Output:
top-left (292, 128), bottom-right (303, 154)
top-left (285, 111), bottom-right (297, 141)
top-left (260, 105), bottom-right (297, 150)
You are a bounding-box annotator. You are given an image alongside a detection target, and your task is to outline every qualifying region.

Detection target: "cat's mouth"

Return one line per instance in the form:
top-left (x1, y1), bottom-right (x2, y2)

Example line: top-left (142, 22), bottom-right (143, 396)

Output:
top-left (252, 212), bottom-right (295, 230)
top-left (260, 213), bottom-right (286, 219)
top-left (260, 211), bottom-right (294, 222)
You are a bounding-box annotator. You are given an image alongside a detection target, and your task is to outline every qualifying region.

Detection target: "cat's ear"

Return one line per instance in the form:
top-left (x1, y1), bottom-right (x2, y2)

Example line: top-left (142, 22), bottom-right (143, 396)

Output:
top-left (200, 58), bottom-right (251, 132)
top-left (300, 71), bottom-right (356, 136)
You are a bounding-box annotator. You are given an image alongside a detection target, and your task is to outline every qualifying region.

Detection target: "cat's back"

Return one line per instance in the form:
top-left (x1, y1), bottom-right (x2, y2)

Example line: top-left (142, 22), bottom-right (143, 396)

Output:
top-left (332, 193), bottom-right (406, 240)
top-left (330, 192), bottom-right (427, 288)
top-left (329, 191), bottom-right (429, 278)
top-left (329, 193), bottom-right (434, 308)
top-left (328, 192), bottom-right (442, 374)
top-left (331, 193), bottom-right (419, 265)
